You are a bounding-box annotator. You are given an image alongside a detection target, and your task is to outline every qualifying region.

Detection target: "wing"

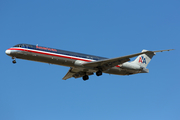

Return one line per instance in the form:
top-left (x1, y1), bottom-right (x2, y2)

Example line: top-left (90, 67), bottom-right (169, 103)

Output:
top-left (62, 67), bottom-right (94, 80)
top-left (83, 51), bottom-right (152, 71)
top-left (63, 49), bottom-right (174, 80)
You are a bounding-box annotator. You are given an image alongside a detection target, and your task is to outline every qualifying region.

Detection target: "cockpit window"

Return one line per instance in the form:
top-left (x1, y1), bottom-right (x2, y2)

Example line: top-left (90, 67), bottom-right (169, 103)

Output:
top-left (13, 44), bottom-right (23, 47)
top-left (13, 45), bottom-right (19, 47)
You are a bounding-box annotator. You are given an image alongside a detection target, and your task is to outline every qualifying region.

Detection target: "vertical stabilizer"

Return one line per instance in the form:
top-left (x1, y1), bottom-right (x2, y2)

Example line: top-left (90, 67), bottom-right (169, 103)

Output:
top-left (131, 50), bottom-right (155, 68)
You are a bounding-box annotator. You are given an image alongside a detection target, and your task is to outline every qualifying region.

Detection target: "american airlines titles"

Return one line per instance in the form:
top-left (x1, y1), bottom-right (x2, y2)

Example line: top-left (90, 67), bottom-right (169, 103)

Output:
top-left (36, 46), bottom-right (57, 52)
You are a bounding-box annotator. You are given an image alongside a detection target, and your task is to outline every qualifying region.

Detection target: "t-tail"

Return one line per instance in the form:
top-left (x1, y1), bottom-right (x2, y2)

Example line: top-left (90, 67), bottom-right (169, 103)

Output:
top-left (131, 49), bottom-right (174, 73)
top-left (121, 49), bottom-right (174, 74)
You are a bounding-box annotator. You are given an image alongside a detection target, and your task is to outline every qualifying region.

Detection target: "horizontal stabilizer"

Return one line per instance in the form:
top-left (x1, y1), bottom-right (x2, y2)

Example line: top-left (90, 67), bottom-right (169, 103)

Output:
top-left (152, 49), bottom-right (174, 53)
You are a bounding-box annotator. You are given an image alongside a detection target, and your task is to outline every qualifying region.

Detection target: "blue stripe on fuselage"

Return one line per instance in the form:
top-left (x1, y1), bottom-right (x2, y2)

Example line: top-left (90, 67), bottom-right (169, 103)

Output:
top-left (13, 44), bottom-right (107, 61)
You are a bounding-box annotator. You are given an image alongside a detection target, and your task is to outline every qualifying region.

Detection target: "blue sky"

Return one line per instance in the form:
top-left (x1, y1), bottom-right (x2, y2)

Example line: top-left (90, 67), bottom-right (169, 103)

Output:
top-left (1, 0), bottom-right (180, 120)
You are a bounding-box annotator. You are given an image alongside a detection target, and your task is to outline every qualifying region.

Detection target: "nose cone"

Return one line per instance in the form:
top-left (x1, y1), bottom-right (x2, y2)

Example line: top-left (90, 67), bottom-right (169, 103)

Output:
top-left (5, 49), bottom-right (11, 55)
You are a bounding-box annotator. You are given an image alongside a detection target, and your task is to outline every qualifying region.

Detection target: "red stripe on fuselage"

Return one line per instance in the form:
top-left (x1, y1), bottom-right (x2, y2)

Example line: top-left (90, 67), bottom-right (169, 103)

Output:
top-left (8, 48), bottom-right (120, 67)
top-left (8, 48), bottom-right (92, 62)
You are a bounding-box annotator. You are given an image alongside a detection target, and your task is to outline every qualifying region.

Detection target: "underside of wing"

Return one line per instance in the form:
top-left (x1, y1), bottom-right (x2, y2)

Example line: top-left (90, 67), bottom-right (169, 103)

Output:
top-left (62, 68), bottom-right (75, 80)
top-left (62, 67), bottom-right (94, 80)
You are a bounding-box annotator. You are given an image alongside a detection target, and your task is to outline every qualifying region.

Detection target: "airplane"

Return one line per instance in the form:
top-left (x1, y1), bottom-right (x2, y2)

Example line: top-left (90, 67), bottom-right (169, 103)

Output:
top-left (5, 44), bottom-right (174, 81)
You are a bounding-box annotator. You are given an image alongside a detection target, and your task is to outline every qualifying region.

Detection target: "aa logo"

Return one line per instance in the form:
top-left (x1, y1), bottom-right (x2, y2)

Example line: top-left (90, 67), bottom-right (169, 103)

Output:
top-left (139, 56), bottom-right (146, 64)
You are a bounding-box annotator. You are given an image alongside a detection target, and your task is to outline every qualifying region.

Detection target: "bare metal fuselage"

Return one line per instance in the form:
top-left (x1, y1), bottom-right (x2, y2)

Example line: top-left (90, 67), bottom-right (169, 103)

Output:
top-left (6, 45), bottom-right (141, 77)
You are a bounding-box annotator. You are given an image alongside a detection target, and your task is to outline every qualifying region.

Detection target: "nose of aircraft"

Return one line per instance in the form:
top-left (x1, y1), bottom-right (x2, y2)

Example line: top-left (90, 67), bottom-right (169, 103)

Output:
top-left (5, 49), bottom-right (11, 55)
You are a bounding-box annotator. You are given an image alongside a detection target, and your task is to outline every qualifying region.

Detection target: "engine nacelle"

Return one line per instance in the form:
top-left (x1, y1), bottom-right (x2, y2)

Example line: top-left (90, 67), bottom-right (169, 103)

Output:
top-left (121, 62), bottom-right (142, 70)
top-left (74, 60), bottom-right (87, 67)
